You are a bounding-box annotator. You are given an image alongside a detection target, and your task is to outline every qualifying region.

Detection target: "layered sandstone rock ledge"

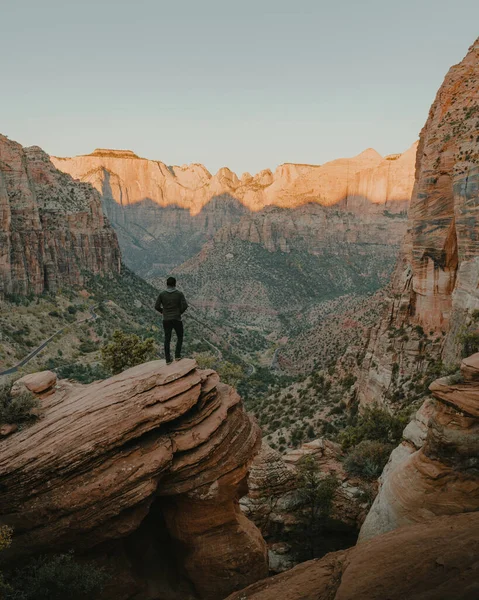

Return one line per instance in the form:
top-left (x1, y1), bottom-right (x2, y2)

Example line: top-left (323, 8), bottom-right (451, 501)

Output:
top-left (359, 353), bottom-right (479, 542)
top-left (226, 512), bottom-right (479, 600)
top-left (0, 135), bottom-right (121, 296)
top-left (0, 359), bottom-right (268, 600)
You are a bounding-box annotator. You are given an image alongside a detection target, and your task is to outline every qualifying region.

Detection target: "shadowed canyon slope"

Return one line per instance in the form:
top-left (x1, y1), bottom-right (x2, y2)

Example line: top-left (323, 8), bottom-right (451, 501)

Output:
top-left (226, 512), bottom-right (479, 600)
top-left (0, 360), bottom-right (267, 600)
top-left (356, 37), bottom-right (479, 407)
top-left (0, 135), bottom-right (121, 296)
top-left (51, 144), bottom-right (417, 278)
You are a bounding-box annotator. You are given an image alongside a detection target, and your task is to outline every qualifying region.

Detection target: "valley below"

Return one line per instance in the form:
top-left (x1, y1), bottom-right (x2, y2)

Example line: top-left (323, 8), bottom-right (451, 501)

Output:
top-left (1, 33), bottom-right (479, 600)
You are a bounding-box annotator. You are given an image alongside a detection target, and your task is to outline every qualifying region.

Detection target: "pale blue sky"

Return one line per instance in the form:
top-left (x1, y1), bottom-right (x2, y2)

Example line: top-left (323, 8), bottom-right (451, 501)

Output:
top-left (1, 0), bottom-right (478, 174)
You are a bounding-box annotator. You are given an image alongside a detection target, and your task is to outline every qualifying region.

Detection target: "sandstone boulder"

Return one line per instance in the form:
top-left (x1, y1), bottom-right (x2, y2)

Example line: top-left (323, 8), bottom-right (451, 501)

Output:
top-left (12, 370), bottom-right (57, 394)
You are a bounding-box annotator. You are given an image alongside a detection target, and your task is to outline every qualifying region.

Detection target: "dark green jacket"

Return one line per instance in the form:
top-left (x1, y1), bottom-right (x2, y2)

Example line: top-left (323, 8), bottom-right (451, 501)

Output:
top-left (155, 288), bottom-right (188, 321)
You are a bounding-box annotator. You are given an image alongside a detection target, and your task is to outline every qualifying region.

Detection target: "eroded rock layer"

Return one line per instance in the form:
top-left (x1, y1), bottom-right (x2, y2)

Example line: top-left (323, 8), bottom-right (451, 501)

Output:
top-left (359, 352), bottom-right (479, 541)
top-left (0, 135), bottom-right (121, 296)
top-left (0, 360), bottom-right (267, 600)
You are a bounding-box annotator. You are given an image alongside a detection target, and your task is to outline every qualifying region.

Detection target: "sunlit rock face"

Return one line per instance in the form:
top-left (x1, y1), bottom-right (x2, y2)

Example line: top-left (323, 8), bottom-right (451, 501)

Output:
top-left (356, 38), bottom-right (479, 407)
top-left (52, 145), bottom-right (416, 213)
top-left (359, 352), bottom-right (479, 542)
top-left (0, 360), bottom-right (267, 600)
top-left (0, 135), bottom-right (121, 296)
top-left (51, 145), bottom-right (416, 277)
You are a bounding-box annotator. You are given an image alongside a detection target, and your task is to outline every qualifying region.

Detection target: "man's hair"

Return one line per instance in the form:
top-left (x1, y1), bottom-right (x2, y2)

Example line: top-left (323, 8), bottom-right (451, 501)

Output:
top-left (167, 276), bottom-right (176, 287)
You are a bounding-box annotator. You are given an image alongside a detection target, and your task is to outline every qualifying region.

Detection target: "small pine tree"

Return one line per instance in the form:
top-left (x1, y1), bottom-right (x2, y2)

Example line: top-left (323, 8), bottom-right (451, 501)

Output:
top-left (294, 456), bottom-right (339, 559)
top-left (101, 330), bottom-right (156, 375)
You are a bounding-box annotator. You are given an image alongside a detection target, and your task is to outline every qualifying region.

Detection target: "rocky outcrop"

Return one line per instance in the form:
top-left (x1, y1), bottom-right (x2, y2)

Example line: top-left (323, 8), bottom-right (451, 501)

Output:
top-left (241, 440), bottom-right (368, 574)
top-left (51, 145), bottom-right (416, 277)
top-left (226, 512), bottom-right (479, 600)
top-left (0, 135), bottom-right (121, 296)
top-left (356, 37), bottom-right (479, 407)
top-left (359, 353), bottom-right (479, 542)
top-left (0, 360), bottom-right (267, 600)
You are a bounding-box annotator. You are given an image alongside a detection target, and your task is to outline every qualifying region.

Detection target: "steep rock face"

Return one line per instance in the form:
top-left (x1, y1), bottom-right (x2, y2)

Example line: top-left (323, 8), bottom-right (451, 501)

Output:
top-left (0, 135), bottom-right (121, 296)
top-left (356, 38), bottom-right (479, 406)
top-left (226, 512), bottom-right (479, 600)
top-left (51, 145), bottom-right (416, 277)
top-left (52, 145), bottom-right (416, 214)
top-left (359, 353), bottom-right (479, 541)
top-left (0, 360), bottom-right (267, 600)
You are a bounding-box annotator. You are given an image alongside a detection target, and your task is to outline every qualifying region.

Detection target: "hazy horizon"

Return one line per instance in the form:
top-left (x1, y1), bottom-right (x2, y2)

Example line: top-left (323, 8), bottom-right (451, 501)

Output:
top-left (2, 0), bottom-right (479, 173)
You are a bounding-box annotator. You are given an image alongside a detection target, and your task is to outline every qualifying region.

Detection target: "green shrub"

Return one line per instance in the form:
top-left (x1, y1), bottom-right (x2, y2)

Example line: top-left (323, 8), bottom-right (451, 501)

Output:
top-left (217, 361), bottom-right (244, 387)
top-left (0, 384), bottom-right (38, 426)
top-left (55, 363), bottom-right (110, 384)
top-left (0, 526), bottom-right (12, 551)
top-left (344, 440), bottom-right (393, 479)
top-left (414, 325), bottom-right (425, 336)
top-left (101, 330), bottom-right (157, 374)
top-left (338, 404), bottom-right (407, 450)
top-left (459, 331), bottom-right (479, 357)
top-left (3, 551), bottom-right (107, 600)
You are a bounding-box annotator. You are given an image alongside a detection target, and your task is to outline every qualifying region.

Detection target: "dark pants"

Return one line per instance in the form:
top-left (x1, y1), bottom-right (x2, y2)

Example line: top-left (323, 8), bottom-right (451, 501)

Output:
top-left (163, 319), bottom-right (184, 362)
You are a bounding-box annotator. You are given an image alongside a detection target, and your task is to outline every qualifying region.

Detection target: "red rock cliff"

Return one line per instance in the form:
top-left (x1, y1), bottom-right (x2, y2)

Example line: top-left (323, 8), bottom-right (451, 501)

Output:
top-left (357, 38), bottom-right (479, 406)
top-left (0, 135), bottom-right (121, 296)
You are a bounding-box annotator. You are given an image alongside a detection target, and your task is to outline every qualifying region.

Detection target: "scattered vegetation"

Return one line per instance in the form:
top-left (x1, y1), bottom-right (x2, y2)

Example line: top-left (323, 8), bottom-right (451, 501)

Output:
top-left (1, 551), bottom-right (107, 600)
top-left (0, 382), bottom-right (38, 426)
top-left (0, 526), bottom-right (13, 551)
top-left (338, 404), bottom-right (408, 451)
top-left (344, 440), bottom-right (393, 479)
top-left (459, 330), bottom-right (479, 357)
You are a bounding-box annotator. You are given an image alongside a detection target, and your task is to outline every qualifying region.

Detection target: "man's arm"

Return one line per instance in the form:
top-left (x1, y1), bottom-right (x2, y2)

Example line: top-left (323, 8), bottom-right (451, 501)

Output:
top-left (180, 293), bottom-right (188, 314)
top-left (154, 293), bottom-right (163, 314)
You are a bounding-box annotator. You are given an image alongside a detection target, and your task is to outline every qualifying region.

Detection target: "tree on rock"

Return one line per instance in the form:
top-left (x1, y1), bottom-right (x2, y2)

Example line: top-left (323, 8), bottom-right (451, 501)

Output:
top-left (101, 330), bottom-right (156, 374)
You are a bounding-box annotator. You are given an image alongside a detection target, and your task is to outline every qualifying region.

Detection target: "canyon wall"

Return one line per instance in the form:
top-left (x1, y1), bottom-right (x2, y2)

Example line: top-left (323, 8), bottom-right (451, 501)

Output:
top-left (0, 135), bottom-right (121, 297)
top-left (357, 37), bottom-right (479, 406)
top-left (0, 360), bottom-right (267, 600)
top-left (51, 145), bottom-right (416, 277)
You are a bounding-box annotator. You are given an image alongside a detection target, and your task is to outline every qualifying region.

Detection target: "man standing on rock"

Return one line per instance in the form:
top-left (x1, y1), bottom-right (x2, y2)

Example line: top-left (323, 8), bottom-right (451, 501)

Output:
top-left (155, 277), bottom-right (188, 364)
